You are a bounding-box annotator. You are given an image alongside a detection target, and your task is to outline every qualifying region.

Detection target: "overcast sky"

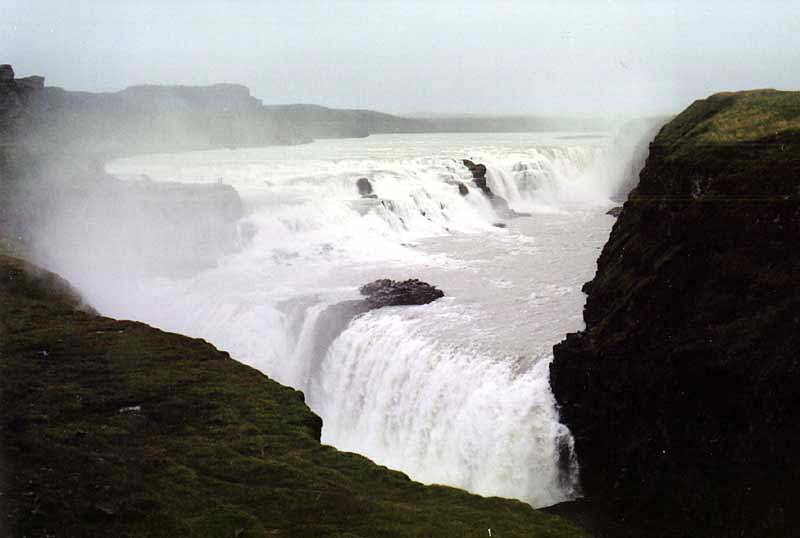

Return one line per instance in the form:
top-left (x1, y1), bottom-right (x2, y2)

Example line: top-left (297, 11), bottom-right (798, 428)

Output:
top-left (4, 1), bottom-right (800, 117)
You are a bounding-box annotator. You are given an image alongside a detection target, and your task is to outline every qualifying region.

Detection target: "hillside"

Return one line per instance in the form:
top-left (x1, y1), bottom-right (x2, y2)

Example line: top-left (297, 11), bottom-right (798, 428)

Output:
top-left (0, 255), bottom-right (588, 538)
top-left (549, 90), bottom-right (800, 537)
top-left (0, 65), bottom-right (433, 158)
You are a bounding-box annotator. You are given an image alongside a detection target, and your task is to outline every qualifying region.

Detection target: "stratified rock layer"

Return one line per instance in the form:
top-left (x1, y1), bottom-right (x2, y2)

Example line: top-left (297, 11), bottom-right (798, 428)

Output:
top-left (550, 90), bottom-right (800, 537)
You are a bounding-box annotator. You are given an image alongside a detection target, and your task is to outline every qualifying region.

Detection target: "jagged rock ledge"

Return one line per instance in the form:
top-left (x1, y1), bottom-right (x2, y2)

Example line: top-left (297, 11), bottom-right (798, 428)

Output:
top-left (462, 159), bottom-right (529, 218)
top-left (549, 90), bottom-right (800, 537)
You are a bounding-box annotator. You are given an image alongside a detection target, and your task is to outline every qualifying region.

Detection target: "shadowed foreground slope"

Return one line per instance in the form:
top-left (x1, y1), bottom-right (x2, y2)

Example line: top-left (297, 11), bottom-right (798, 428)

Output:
top-left (550, 90), bottom-right (800, 537)
top-left (0, 255), bottom-right (587, 538)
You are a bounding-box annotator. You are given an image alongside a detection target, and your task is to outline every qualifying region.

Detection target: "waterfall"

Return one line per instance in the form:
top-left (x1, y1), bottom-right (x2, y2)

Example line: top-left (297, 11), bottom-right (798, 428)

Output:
top-left (54, 132), bottom-right (640, 507)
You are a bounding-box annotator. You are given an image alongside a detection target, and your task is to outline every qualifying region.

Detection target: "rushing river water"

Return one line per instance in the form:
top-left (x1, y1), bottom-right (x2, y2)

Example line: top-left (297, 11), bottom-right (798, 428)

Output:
top-left (77, 132), bottom-right (639, 507)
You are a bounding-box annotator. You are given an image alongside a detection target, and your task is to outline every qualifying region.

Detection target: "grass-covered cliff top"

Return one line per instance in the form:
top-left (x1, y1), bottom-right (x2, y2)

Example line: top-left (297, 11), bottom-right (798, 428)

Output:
top-left (652, 89), bottom-right (800, 173)
top-left (0, 255), bottom-right (587, 538)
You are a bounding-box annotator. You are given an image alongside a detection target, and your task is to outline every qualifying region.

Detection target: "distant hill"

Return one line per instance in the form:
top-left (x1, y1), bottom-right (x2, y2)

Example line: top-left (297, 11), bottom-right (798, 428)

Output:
top-left (0, 68), bottom-right (432, 157)
top-left (2, 66), bottom-right (622, 162)
top-left (264, 103), bottom-right (435, 138)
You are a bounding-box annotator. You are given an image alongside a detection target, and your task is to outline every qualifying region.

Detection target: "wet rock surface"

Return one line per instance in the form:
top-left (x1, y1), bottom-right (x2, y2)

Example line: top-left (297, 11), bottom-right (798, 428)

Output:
top-left (359, 278), bottom-right (445, 308)
top-left (356, 177), bottom-right (377, 198)
top-left (461, 159), bottom-right (522, 218)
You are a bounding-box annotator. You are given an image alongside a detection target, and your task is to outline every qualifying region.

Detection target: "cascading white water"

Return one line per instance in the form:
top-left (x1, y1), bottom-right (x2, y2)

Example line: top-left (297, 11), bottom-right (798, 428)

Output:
top-left (58, 131), bottom-right (647, 508)
top-left (315, 309), bottom-right (578, 505)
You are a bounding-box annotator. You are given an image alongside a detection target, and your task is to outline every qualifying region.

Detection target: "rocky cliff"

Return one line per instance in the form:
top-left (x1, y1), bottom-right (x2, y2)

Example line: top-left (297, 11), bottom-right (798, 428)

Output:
top-left (0, 255), bottom-right (588, 538)
top-left (549, 90), bottom-right (800, 537)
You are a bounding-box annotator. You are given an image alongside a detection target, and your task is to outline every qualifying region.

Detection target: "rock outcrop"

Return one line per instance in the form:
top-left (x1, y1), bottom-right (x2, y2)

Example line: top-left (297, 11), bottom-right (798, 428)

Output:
top-left (356, 176), bottom-right (377, 198)
top-left (549, 90), bottom-right (800, 537)
top-left (359, 278), bottom-right (444, 308)
top-left (462, 159), bottom-right (490, 194)
top-left (462, 159), bottom-right (519, 218)
top-left (0, 64), bottom-right (13, 82)
top-left (0, 256), bottom-right (585, 538)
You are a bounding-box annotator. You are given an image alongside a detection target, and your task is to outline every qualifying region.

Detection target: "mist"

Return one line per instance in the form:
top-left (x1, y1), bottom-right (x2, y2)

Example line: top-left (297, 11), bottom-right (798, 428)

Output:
top-left (5, 1), bottom-right (800, 118)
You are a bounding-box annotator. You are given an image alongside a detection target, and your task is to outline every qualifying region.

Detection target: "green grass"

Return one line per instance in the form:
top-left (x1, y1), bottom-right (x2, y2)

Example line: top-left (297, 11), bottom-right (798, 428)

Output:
top-left (698, 91), bottom-right (800, 143)
top-left (658, 90), bottom-right (800, 154)
top-left (0, 255), bottom-right (588, 538)
top-left (642, 89), bottom-right (800, 186)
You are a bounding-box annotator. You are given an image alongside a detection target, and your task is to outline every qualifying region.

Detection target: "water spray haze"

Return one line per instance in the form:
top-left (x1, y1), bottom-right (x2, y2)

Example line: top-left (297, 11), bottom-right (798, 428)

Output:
top-left (22, 129), bottom-right (651, 507)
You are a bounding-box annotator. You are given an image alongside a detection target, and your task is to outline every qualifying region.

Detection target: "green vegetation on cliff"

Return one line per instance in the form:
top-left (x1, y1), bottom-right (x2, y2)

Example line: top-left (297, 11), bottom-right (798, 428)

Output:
top-left (651, 89), bottom-right (800, 174)
top-left (550, 90), bottom-right (800, 537)
top-left (1, 255), bottom-right (587, 538)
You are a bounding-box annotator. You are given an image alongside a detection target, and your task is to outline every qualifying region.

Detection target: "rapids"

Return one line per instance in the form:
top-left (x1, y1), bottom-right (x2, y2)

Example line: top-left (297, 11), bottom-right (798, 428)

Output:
top-left (67, 131), bottom-right (650, 507)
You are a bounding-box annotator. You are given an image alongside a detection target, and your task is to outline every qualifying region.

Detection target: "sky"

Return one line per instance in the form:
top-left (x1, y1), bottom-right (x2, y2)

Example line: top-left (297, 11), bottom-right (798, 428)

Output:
top-left (4, 0), bottom-right (800, 118)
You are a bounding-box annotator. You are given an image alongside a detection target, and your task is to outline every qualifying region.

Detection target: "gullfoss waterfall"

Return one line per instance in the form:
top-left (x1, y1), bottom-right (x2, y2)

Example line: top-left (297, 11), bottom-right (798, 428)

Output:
top-left (62, 131), bottom-right (649, 508)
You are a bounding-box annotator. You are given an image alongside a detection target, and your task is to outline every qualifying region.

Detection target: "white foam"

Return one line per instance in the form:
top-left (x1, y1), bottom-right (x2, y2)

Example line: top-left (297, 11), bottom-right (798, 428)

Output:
top-left (81, 131), bottom-right (643, 507)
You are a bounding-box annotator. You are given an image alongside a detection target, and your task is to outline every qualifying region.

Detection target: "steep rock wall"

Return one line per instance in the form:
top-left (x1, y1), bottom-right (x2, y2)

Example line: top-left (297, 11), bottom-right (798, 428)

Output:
top-left (550, 90), bottom-right (800, 537)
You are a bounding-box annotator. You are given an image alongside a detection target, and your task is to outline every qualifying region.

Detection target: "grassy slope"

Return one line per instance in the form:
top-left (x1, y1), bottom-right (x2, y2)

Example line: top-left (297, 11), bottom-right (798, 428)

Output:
top-left (651, 89), bottom-right (800, 175)
top-left (0, 255), bottom-right (588, 538)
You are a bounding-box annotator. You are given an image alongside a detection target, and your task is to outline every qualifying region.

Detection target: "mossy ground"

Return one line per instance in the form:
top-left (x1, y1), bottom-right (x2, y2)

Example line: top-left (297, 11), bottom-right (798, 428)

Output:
top-left (0, 255), bottom-right (588, 538)
top-left (652, 90), bottom-right (800, 176)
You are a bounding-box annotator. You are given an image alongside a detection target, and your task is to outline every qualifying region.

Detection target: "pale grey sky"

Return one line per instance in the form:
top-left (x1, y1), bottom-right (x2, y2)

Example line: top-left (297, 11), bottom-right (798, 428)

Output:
top-left (4, 0), bottom-right (800, 117)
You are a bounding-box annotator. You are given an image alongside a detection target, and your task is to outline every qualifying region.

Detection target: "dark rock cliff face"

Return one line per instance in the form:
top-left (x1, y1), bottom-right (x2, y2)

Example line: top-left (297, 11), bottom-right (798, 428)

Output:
top-left (549, 90), bottom-right (800, 537)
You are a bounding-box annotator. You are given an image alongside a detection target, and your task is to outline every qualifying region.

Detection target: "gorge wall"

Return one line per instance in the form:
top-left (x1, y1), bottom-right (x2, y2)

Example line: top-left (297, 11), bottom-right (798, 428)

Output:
top-left (550, 90), bottom-right (800, 537)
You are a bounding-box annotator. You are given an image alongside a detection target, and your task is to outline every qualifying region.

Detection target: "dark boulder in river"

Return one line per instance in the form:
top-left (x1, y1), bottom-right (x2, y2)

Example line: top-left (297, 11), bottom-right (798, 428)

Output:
top-left (359, 278), bottom-right (444, 308)
top-left (356, 176), bottom-right (376, 198)
top-left (605, 206), bottom-right (623, 218)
